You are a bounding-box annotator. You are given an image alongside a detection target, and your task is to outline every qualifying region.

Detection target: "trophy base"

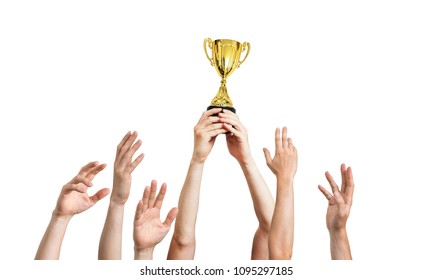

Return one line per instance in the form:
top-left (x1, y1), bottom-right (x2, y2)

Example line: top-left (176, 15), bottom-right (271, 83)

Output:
top-left (207, 106), bottom-right (236, 115)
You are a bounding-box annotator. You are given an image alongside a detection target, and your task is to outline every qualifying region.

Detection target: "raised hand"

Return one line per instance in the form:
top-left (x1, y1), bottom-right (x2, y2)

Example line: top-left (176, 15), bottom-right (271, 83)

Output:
top-left (192, 108), bottom-right (228, 163)
top-left (219, 109), bottom-right (252, 163)
top-left (318, 164), bottom-right (354, 260)
top-left (36, 161), bottom-right (109, 260)
top-left (112, 131), bottom-right (144, 204)
top-left (264, 127), bottom-right (297, 260)
top-left (220, 111), bottom-right (275, 260)
top-left (98, 131), bottom-right (144, 260)
top-left (54, 161), bottom-right (109, 217)
top-left (168, 109), bottom-right (226, 260)
top-left (263, 127), bottom-right (298, 181)
top-left (133, 180), bottom-right (178, 260)
top-left (318, 164), bottom-right (354, 233)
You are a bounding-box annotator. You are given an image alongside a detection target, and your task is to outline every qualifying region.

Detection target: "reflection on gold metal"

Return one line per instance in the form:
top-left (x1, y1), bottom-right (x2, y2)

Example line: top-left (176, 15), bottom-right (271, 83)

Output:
top-left (204, 38), bottom-right (250, 112)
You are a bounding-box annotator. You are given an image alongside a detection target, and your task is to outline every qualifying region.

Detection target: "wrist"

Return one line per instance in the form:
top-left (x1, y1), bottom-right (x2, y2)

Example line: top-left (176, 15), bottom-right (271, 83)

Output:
top-left (134, 246), bottom-right (154, 260)
top-left (108, 199), bottom-right (127, 210)
top-left (109, 190), bottom-right (129, 205)
top-left (329, 227), bottom-right (348, 238)
top-left (51, 211), bottom-right (73, 224)
top-left (276, 175), bottom-right (295, 187)
top-left (190, 156), bottom-right (207, 165)
top-left (110, 198), bottom-right (128, 206)
top-left (236, 154), bottom-right (254, 166)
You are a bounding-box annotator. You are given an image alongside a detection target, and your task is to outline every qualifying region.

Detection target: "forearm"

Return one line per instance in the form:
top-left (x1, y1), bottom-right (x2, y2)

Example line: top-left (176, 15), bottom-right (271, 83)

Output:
top-left (35, 213), bottom-right (71, 260)
top-left (269, 179), bottom-right (294, 260)
top-left (167, 159), bottom-right (204, 260)
top-left (329, 229), bottom-right (352, 260)
top-left (239, 156), bottom-right (274, 231)
top-left (98, 202), bottom-right (125, 260)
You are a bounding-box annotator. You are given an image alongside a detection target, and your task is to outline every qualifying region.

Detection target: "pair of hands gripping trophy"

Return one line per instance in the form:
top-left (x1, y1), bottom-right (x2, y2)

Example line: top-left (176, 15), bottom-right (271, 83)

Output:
top-left (168, 108), bottom-right (275, 259)
top-left (167, 108), bottom-right (301, 260)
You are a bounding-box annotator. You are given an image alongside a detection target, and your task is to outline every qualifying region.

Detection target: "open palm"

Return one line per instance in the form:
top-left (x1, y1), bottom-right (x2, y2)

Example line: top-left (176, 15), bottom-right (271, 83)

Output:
top-left (133, 181), bottom-right (178, 250)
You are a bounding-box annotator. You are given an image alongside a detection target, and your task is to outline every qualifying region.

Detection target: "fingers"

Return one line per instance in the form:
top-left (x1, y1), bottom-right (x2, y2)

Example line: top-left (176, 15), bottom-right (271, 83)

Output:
top-left (195, 122), bottom-right (227, 137)
top-left (218, 110), bottom-right (245, 132)
top-left (141, 186), bottom-right (150, 210)
top-left (325, 170), bottom-right (347, 207)
top-left (345, 166), bottom-right (355, 205)
top-left (206, 128), bottom-right (228, 138)
top-left (85, 163), bottom-right (107, 181)
top-left (70, 175), bottom-right (93, 188)
top-left (89, 188), bottom-right (110, 204)
top-left (140, 181), bottom-right (171, 211)
top-left (129, 153), bottom-right (145, 173)
top-left (202, 122), bottom-right (226, 133)
top-left (222, 122), bottom-right (241, 137)
top-left (263, 147), bottom-right (272, 167)
top-left (275, 127), bottom-right (281, 151)
top-left (135, 200), bottom-right (144, 221)
top-left (118, 131), bottom-right (138, 158)
top-left (116, 131), bottom-right (141, 167)
top-left (287, 136), bottom-right (296, 150)
top-left (325, 171), bottom-right (340, 194)
top-left (148, 180), bottom-right (158, 208)
top-left (198, 108), bottom-right (223, 123)
top-left (163, 207), bottom-right (179, 228)
top-left (63, 182), bottom-right (87, 194)
top-left (122, 138), bottom-right (142, 167)
top-left (282, 126), bottom-right (288, 148)
top-left (333, 189), bottom-right (346, 206)
top-left (340, 163), bottom-right (347, 194)
top-left (78, 161), bottom-right (98, 176)
top-left (116, 131), bottom-right (132, 157)
top-left (196, 116), bottom-right (221, 129)
top-left (153, 183), bottom-right (167, 210)
top-left (318, 185), bottom-right (333, 200)
top-left (195, 109), bottom-right (230, 138)
top-left (115, 131), bottom-right (144, 174)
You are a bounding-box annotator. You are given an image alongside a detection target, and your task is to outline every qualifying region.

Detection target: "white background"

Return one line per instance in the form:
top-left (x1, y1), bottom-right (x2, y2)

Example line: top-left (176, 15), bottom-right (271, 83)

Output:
top-left (1, 0), bottom-right (432, 278)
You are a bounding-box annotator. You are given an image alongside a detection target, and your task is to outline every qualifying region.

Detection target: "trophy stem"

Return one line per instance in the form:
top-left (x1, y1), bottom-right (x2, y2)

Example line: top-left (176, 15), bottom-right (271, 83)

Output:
top-left (207, 79), bottom-right (236, 114)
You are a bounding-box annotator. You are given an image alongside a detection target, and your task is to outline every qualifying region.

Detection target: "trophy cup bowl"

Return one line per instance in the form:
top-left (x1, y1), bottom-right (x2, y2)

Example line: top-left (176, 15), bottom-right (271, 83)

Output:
top-left (204, 38), bottom-right (250, 114)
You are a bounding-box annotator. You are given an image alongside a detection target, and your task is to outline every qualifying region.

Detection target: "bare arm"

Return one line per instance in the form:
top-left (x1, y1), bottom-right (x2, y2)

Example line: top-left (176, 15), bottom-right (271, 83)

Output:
top-left (167, 108), bottom-right (227, 260)
top-left (35, 162), bottom-right (109, 260)
top-left (264, 127), bottom-right (298, 260)
top-left (133, 180), bottom-right (178, 260)
top-left (318, 164), bottom-right (354, 260)
top-left (220, 110), bottom-right (274, 260)
top-left (329, 228), bottom-right (351, 260)
top-left (98, 131), bottom-right (144, 260)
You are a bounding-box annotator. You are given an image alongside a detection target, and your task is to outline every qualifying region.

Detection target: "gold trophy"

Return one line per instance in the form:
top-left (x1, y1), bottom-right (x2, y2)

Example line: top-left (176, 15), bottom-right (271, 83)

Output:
top-left (204, 38), bottom-right (250, 113)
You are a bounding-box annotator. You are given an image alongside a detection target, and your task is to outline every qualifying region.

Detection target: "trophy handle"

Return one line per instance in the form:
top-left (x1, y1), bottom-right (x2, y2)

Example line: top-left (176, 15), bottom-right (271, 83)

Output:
top-left (238, 42), bottom-right (251, 68)
top-left (204, 38), bottom-right (214, 66)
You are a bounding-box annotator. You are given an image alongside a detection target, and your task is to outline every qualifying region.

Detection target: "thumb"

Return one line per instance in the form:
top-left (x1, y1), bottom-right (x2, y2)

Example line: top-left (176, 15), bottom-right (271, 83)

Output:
top-left (89, 188), bottom-right (110, 204)
top-left (135, 200), bottom-right (144, 221)
top-left (163, 207), bottom-right (179, 227)
top-left (263, 148), bottom-right (272, 166)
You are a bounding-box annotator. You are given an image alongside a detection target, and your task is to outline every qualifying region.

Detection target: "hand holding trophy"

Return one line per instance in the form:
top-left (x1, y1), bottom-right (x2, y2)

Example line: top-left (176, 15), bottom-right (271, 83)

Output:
top-left (204, 38), bottom-right (250, 114)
